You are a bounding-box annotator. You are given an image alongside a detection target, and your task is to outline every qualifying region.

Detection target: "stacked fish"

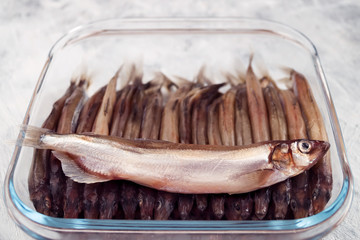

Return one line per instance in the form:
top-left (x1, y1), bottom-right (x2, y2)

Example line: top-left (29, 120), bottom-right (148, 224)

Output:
top-left (27, 61), bottom-right (332, 220)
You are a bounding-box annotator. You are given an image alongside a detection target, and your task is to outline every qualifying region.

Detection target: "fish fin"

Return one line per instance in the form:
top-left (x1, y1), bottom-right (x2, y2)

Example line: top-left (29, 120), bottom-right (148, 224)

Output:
top-left (52, 151), bottom-right (110, 184)
top-left (19, 125), bottom-right (51, 148)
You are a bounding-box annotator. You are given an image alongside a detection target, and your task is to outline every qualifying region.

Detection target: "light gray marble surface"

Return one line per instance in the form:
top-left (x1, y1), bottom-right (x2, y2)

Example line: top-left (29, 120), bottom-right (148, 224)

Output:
top-left (1, 0), bottom-right (359, 239)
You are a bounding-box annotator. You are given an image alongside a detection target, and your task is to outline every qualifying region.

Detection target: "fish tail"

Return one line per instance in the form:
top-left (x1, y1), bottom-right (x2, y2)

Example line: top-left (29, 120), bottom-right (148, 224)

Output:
top-left (20, 124), bottom-right (51, 148)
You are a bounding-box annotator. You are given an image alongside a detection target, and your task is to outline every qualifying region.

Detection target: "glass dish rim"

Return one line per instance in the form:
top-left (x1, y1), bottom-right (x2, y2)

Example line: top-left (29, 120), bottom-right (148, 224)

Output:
top-left (3, 17), bottom-right (353, 236)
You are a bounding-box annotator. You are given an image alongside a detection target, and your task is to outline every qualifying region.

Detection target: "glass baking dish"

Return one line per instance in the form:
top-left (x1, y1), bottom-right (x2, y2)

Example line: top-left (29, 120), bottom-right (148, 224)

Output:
top-left (4, 18), bottom-right (353, 239)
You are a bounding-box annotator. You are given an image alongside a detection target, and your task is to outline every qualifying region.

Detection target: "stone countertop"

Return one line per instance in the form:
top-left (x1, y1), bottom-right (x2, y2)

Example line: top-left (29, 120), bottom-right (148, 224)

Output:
top-left (1, 0), bottom-right (359, 239)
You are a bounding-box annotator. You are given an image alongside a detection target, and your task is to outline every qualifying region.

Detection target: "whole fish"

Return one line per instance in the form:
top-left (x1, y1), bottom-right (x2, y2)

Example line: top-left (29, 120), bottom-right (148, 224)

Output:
top-left (213, 88), bottom-right (237, 220)
top-left (225, 84), bottom-right (254, 220)
top-left (281, 89), bottom-right (313, 218)
top-left (137, 85), bottom-right (163, 220)
top-left (245, 61), bottom-right (271, 220)
top-left (28, 81), bottom-right (76, 216)
top-left (154, 191), bottom-right (177, 220)
top-left (188, 83), bottom-right (224, 216)
top-left (92, 75), bottom-right (118, 220)
top-left (79, 88), bottom-right (106, 219)
top-left (99, 180), bottom-right (121, 219)
top-left (21, 126), bottom-right (329, 195)
top-left (63, 84), bottom-right (109, 219)
top-left (292, 70), bottom-right (332, 214)
top-left (49, 79), bottom-right (87, 217)
top-left (121, 84), bottom-right (145, 219)
top-left (263, 79), bottom-right (290, 220)
top-left (157, 83), bottom-right (188, 220)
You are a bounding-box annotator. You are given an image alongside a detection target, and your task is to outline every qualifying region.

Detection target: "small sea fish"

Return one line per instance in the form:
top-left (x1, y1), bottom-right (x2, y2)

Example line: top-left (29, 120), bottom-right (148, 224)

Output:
top-left (245, 60), bottom-right (271, 220)
top-left (20, 125), bottom-right (329, 195)
top-left (225, 84), bottom-right (254, 220)
top-left (292, 70), bottom-right (332, 214)
top-left (49, 79), bottom-right (87, 217)
top-left (281, 89), bottom-right (313, 218)
top-left (28, 81), bottom-right (76, 216)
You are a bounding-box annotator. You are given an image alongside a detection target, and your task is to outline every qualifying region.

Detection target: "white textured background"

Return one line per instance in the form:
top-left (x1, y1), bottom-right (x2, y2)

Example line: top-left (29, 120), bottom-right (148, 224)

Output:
top-left (1, 0), bottom-right (359, 239)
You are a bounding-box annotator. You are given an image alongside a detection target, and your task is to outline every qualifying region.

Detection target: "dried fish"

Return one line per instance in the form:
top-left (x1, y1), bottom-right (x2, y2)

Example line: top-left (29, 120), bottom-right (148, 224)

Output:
top-left (245, 61), bottom-right (271, 220)
top-left (156, 84), bottom-right (187, 220)
top-left (211, 194), bottom-right (226, 220)
top-left (77, 88), bottom-right (107, 219)
top-left (189, 83), bottom-right (225, 216)
top-left (246, 62), bottom-right (270, 143)
top-left (138, 186), bottom-right (156, 220)
top-left (49, 79), bottom-right (87, 217)
top-left (292, 70), bottom-right (332, 214)
top-left (280, 89), bottom-right (312, 218)
top-left (27, 64), bottom-right (332, 221)
top-left (154, 191), bottom-right (177, 220)
top-left (29, 82), bottom-right (76, 216)
top-left (177, 194), bottom-right (194, 220)
top-left (99, 180), bottom-right (121, 219)
top-left (91, 75), bottom-right (118, 220)
top-left (63, 84), bottom-right (109, 219)
top-left (120, 181), bottom-right (139, 219)
top-left (137, 85), bottom-right (163, 220)
top-left (225, 84), bottom-right (253, 220)
top-left (212, 88), bottom-right (237, 220)
top-left (263, 79), bottom-right (290, 220)
top-left (120, 83), bottom-right (145, 220)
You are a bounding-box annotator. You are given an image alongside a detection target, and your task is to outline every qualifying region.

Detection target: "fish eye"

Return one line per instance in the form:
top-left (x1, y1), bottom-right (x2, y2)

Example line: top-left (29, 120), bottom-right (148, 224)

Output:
top-left (298, 140), bottom-right (311, 153)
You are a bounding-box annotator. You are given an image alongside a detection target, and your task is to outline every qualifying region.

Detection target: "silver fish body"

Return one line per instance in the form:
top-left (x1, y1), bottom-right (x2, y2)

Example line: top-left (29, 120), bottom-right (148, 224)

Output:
top-left (21, 125), bottom-right (329, 194)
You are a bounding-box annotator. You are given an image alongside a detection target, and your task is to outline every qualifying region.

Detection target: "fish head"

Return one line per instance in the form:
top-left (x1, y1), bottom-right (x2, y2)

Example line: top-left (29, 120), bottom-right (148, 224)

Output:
top-left (138, 187), bottom-right (156, 220)
top-left (290, 193), bottom-right (312, 219)
top-left (211, 195), bottom-right (225, 220)
top-left (254, 188), bottom-right (271, 220)
top-left (272, 180), bottom-right (291, 220)
top-left (121, 182), bottom-right (138, 219)
top-left (99, 191), bottom-right (119, 219)
top-left (178, 195), bottom-right (194, 220)
top-left (225, 195), bottom-right (242, 220)
top-left (240, 194), bottom-right (253, 220)
top-left (154, 192), bottom-right (176, 220)
top-left (272, 140), bottom-right (330, 175)
top-left (32, 191), bottom-right (51, 216)
top-left (311, 173), bottom-right (332, 214)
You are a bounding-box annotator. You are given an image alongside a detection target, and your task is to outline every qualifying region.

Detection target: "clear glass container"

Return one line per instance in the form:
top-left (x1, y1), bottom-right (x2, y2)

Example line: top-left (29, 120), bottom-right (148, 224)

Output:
top-left (4, 18), bottom-right (353, 240)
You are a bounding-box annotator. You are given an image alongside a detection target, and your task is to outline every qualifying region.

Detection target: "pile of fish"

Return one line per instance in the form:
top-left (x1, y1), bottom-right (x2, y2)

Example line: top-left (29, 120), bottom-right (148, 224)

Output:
top-left (27, 61), bottom-right (332, 220)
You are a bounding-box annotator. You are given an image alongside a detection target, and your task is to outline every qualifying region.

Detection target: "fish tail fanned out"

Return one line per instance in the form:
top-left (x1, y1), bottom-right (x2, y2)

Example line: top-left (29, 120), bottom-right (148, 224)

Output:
top-left (20, 125), bottom-right (51, 149)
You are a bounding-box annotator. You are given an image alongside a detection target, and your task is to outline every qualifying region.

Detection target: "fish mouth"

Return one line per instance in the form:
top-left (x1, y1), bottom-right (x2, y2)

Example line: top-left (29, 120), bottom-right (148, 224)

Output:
top-left (314, 140), bottom-right (330, 153)
top-left (311, 140), bottom-right (330, 163)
